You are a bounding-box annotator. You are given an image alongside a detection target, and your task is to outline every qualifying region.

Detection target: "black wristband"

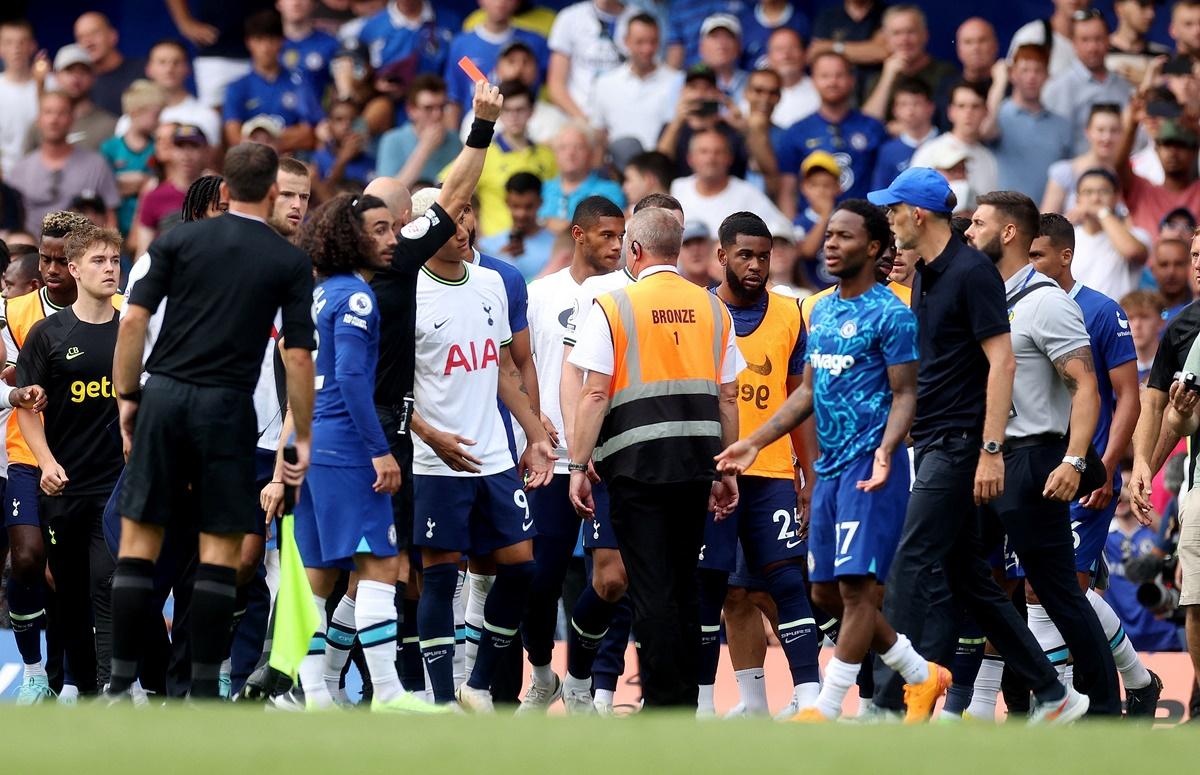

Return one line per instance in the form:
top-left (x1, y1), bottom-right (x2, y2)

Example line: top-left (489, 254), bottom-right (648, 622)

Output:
top-left (118, 389), bottom-right (142, 403)
top-left (465, 118), bottom-right (496, 149)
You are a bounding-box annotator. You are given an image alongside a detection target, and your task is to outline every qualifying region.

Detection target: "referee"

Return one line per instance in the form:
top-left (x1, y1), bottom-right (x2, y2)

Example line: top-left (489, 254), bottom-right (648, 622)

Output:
top-left (567, 207), bottom-right (742, 708)
top-left (108, 143), bottom-right (317, 700)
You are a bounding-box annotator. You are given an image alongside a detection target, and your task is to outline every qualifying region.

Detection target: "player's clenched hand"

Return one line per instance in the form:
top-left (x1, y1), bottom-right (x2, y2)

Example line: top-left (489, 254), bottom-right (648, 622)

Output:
top-left (371, 453), bottom-right (402, 495)
top-left (569, 470), bottom-right (594, 518)
top-left (9, 385), bottom-right (47, 413)
top-left (40, 462), bottom-right (68, 496)
top-left (260, 481), bottom-right (286, 522)
top-left (283, 437), bottom-right (311, 486)
top-left (709, 475), bottom-right (739, 519)
top-left (1043, 463), bottom-right (1080, 502)
top-left (520, 439), bottom-right (557, 489)
top-left (715, 440), bottom-right (759, 476)
top-left (426, 428), bottom-right (483, 473)
top-left (856, 447), bottom-right (891, 492)
top-left (473, 80), bottom-right (503, 122)
top-left (974, 452), bottom-right (1004, 505)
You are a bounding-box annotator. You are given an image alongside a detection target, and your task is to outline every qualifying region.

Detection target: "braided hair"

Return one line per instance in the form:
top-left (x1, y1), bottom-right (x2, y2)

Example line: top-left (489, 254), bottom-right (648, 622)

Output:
top-left (40, 210), bottom-right (91, 240)
top-left (182, 175), bottom-right (225, 223)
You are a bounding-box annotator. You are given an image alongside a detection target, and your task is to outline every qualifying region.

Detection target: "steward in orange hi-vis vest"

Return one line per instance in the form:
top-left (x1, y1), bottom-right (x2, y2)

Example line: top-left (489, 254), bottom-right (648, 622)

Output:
top-left (591, 269), bottom-right (732, 484)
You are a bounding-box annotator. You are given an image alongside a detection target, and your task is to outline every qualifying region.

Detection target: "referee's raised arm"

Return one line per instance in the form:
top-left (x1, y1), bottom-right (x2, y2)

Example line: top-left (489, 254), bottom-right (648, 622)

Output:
top-left (432, 80), bottom-right (504, 222)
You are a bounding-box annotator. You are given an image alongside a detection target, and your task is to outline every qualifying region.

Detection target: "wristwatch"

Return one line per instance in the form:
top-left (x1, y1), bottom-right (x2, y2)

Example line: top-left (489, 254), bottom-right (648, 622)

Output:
top-left (982, 440), bottom-right (1002, 455)
top-left (833, 41), bottom-right (846, 55)
top-left (567, 462), bottom-right (588, 473)
top-left (1063, 455), bottom-right (1087, 474)
top-left (1096, 206), bottom-right (1113, 221)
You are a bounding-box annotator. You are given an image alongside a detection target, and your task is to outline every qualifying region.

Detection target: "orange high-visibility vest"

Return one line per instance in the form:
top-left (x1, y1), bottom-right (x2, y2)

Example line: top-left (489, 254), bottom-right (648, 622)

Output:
top-left (737, 292), bottom-right (804, 479)
top-left (592, 269), bottom-right (731, 484)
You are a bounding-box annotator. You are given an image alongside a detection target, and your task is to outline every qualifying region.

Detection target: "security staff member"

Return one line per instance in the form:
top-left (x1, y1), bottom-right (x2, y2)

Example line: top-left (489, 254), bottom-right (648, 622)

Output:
top-left (965, 191), bottom-right (1120, 716)
top-left (866, 169), bottom-right (1083, 723)
top-left (567, 207), bottom-right (743, 708)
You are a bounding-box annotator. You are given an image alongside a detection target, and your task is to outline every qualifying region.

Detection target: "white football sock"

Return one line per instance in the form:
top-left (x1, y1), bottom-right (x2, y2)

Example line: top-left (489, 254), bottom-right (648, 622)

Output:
top-left (532, 662), bottom-right (556, 688)
top-left (453, 570), bottom-right (466, 687)
top-left (24, 663), bottom-right (46, 677)
top-left (356, 580), bottom-right (404, 703)
top-left (594, 688), bottom-right (615, 707)
top-left (815, 657), bottom-right (859, 719)
top-left (879, 633), bottom-right (929, 684)
top-left (734, 668), bottom-right (768, 714)
top-left (965, 655), bottom-right (1003, 720)
top-left (299, 594), bottom-right (332, 708)
top-left (1086, 589), bottom-right (1151, 690)
top-left (697, 683), bottom-right (715, 714)
top-left (1026, 603), bottom-right (1069, 682)
top-left (324, 594), bottom-right (356, 697)
top-left (464, 572), bottom-right (494, 680)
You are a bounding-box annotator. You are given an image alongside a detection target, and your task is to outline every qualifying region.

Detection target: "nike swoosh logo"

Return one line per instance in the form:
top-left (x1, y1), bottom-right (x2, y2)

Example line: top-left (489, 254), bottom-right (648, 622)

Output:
top-left (783, 633), bottom-right (807, 643)
top-left (834, 556), bottom-right (854, 567)
top-left (744, 354), bottom-right (772, 376)
top-left (65, 350), bottom-right (84, 360)
top-left (433, 320), bottom-right (448, 330)
top-left (786, 539), bottom-right (802, 548)
top-left (426, 654), bottom-right (446, 663)
top-left (522, 519), bottom-right (533, 531)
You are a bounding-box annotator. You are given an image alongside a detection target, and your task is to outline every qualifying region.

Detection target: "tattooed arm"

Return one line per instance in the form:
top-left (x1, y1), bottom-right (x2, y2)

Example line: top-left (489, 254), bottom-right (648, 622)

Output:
top-left (1043, 344), bottom-right (1099, 502)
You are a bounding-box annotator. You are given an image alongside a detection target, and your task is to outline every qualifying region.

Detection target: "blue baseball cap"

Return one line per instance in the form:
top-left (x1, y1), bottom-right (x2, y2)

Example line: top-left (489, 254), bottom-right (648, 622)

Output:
top-left (867, 167), bottom-right (956, 213)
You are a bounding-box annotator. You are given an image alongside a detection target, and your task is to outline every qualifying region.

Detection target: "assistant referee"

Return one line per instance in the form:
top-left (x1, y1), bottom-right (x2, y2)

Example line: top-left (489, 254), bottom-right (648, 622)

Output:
top-left (108, 143), bottom-right (317, 700)
top-left (567, 207), bottom-right (743, 708)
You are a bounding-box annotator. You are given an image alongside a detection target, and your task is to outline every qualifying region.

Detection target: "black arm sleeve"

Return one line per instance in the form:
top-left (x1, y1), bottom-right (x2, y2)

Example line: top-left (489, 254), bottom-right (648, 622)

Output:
top-left (391, 202), bottom-right (459, 275)
top-left (280, 252), bottom-right (316, 351)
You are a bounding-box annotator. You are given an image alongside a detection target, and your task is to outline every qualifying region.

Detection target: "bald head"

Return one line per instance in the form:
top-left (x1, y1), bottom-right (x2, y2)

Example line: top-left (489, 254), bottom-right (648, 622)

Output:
top-left (956, 17), bottom-right (998, 79)
top-left (364, 177), bottom-right (413, 226)
top-left (74, 12), bottom-right (118, 68)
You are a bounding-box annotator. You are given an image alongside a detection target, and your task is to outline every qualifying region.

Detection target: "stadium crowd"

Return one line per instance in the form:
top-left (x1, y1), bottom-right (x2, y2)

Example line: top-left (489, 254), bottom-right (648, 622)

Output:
top-left (0, 0), bottom-right (1198, 723)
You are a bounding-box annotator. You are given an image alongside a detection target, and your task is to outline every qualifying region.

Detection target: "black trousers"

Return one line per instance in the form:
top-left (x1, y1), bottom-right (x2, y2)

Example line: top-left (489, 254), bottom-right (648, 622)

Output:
top-left (875, 433), bottom-right (1062, 709)
top-left (984, 441), bottom-right (1120, 714)
top-left (608, 478), bottom-right (709, 708)
top-left (42, 494), bottom-right (116, 694)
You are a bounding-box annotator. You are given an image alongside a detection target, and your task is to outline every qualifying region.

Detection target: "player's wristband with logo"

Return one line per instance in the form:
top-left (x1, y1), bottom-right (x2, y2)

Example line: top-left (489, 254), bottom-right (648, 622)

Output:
top-left (567, 462), bottom-right (588, 473)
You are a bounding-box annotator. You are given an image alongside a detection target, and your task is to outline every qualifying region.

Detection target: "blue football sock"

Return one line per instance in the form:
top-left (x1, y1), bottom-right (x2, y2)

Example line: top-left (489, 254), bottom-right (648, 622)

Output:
top-left (417, 563), bottom-right (459, 703)
top-left (7, 576), bottom-right (46, 665)
top-left (398, 596), bottom-right (425, 693)
top-left (522, 529), bottom-right (576, 667)
top-left (943, 635), bottom-right (986, 714)
top-left (593, 594), bottom-right (632, 692)
top-left (466, 561), bottom-right (535, 691)
top-left (696, 569), bottom-right (727, 686)
top-left (566, 585), bottom-right (617, 681)
top-left (766, 564), bottom-right (820, 686)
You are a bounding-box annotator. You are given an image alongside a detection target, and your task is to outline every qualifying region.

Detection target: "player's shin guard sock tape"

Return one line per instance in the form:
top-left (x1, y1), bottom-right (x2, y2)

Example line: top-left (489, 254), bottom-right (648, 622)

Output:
top-left (191, 564), bottom-right (238, 698)
top-left (464, 572), bottom-right (494, 679)
top-left (816, 657), bottom-right (861, 719)
top-left (879, 633), bottom-right (929, 685)
top-left (357, 580), bottom-right (404, 702)
top-left (300, 595), bottom-right (330, 703)
top-left (108, 557), bottom-right (156, 693)
top-left (966, 655), bottom-right (1004, 720)
top-left (418, 563), bottom-right (460, 703)
top-left (467, 561), bottom-right (534, 691)
top-left (1085, 589), bottom-right (1151, 689)
top-left (943, 637), bottom-right (986, 714)
top-left (324, 595), bottom-right (356, 686)
top-left (567, 585), bottom-right (616, 681)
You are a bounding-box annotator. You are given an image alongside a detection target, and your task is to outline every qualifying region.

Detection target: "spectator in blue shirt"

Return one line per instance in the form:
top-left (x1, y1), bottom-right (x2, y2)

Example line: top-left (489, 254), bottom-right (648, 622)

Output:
top-left (870, 76), bottom-right (937, 192)
top-left (776, 51), bottom-right (886, 215)
top-left (376, 74), bottom-right (463, 186)
top-left (539, 123), bottom-right (626, 233)
top-left (738, 0), bottom-right (809, 70)
top-left (280, 0), bottom-right (341, 100)
top-left (223, 10), bottom-right (323, 152)
top-left (357, 0), bottom-right (459, 114)
top-left (313, 98), bottom-right (376, 199)
top-left (443, 4), bottom-right (550, 131)
top-left (666, 0), bottom-right (745, 69)
top-left (478, 172), bottom-right (557, 280)
top-left (1105, 491), bottom-right (1184, 652)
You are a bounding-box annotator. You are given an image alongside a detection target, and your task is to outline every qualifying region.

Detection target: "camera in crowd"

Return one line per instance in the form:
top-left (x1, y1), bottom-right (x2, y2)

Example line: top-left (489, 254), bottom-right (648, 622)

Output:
top-left (1174, 371), bottom-right (1200, 393)
top-left (1125, 547), bottom-right (1183, 620)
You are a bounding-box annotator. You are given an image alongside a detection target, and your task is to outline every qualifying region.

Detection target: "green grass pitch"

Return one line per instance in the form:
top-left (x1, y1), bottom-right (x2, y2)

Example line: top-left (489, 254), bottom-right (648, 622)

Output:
top-left (3, 704), bottom-right (1195, 774)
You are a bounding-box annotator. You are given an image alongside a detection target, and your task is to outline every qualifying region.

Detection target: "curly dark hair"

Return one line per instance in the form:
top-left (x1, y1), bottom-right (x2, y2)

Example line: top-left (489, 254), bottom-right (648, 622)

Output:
top-left (298, 193), bottom-right (385, 276)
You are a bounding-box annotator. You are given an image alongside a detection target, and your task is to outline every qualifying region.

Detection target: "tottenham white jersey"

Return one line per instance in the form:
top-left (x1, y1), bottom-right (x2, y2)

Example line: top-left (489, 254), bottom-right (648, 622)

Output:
top-left (528, 267), bottom-right (603, 474)
top-left (562, 266), bottom-right (635, 347)
top-left (413, 263), bottom-right (514, 476)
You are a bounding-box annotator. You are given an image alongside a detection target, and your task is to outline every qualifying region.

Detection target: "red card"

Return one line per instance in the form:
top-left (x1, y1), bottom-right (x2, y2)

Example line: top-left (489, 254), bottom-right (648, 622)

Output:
top-left (458, 56), bottom-right (487, 84)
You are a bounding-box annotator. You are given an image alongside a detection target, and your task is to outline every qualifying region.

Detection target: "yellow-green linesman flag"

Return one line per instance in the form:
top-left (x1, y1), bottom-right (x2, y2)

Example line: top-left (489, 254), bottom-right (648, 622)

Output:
top-left (268, 514), bottom-right (319, 679)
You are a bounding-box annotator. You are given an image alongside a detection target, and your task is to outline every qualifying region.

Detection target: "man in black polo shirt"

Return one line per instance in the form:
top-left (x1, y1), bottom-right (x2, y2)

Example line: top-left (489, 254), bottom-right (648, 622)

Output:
top-left (371, 81), bottom-right (504, 693)
top-left (866, 168), bottom-right (1085, 723)
top-left (108, 142), bottom-right (316, 700)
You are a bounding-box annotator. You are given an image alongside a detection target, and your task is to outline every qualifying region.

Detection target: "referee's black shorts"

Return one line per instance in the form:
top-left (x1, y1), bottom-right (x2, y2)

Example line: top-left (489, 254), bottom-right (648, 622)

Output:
top-left (119, 375), bottom-right (258, 535)
top-left (377, 405), bottom-right (414, 552)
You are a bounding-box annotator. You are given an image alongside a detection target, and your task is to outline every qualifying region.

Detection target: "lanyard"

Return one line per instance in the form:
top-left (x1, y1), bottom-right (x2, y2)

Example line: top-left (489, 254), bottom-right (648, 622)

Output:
top-left (1006, 266), bottom-right (1037, 311)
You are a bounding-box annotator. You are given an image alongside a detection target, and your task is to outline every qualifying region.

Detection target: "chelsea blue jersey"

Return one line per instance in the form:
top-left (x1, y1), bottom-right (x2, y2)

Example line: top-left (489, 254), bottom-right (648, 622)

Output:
top-left (807, 283), bottom-right (918, 476)
top-left (312, 273), bottom-right (390, 467)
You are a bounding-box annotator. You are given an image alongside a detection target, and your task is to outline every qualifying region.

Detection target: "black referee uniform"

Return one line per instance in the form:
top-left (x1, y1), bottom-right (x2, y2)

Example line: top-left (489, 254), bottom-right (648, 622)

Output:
top-left (17, 306), bottom-right (122, 694)
top-left (110, 211), bottom-right (315, 698)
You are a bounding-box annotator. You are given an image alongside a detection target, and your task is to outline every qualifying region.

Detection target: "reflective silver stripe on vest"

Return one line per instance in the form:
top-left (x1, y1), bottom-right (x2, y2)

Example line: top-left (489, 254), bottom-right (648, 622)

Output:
top-left (594, 420), bottom-right (723, 462)
top-left (609, 378), bottom-right (718, 409)
top-left (706, 292), bottom-right (725, 373)
top-left (610, 287), bottom-right (640, 383)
